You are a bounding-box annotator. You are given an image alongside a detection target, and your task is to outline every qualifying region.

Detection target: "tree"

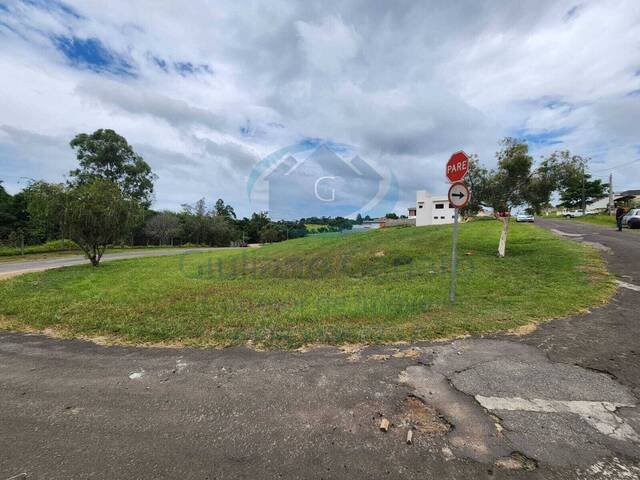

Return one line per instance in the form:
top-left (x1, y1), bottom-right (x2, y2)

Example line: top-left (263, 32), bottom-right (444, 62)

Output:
top-left (460, 154), bottom-right (488, 217)
top-left (385, 212), bottom-right (398, 219)
top-left (244, 212), bottom-right (270, 243)
top-left (558, 174), bottom-right (607, 209)
top-left (69, 129), bottom-right (156, 207)
top-left (214, 198), bottom-right (236, 219)
top-left (24, 181), bottom-right (67, 245)
top-left (355, 213), bottom-right (363, 224)
top-left (471, 141), bottom-right (586, 257)
top-left (65, 179), bottom-right (137, 266)
top-left (208, 215), bottom-right (236, 246)
top-left (0, 181), bottom-right (16, 240)
top-left (180, 198), bottom-right (209, 244)
top-left (144, 211), bottom-right (180, 246)
top-left (259, 224), bottom-right (282, 243)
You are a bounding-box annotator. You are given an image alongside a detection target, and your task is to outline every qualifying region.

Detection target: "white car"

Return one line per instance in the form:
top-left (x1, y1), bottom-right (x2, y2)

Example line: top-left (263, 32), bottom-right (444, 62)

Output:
top-left (516, 213), bottom-right (534, 222)
top-left (622, 208), bottom-right (640, 226)
top-left (563, 210), bottom-right (597, 218)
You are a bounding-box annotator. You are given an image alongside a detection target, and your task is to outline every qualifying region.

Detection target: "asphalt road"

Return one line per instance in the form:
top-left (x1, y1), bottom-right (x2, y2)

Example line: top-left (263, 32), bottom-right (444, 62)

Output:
top-left (0, 248), bottom-right (222, 279)
top-left (1, 220), bottom-right (639, 479)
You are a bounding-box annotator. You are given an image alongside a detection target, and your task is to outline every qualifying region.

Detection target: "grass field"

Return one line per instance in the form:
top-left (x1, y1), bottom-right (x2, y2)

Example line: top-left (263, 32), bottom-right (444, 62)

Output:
top-left (0, 220), bottom-right (614, 349)
top-left (0, 240), bottom-right (79, 258)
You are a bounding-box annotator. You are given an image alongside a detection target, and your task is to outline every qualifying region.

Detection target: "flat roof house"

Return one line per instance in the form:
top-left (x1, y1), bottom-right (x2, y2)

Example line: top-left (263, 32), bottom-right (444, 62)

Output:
top-left (415, 190), bottom-right (456, 227)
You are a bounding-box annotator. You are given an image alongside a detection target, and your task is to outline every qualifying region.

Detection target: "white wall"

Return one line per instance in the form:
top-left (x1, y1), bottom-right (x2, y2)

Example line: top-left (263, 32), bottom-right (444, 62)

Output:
top-left (415, 190), bottom-right (456, 226)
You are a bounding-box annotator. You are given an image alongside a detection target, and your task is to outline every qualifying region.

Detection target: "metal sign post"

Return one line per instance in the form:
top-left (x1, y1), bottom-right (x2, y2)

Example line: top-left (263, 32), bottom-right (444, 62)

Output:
top-left (447, 180), bottom-right (471, 304)
top-left (449, 208), bottom-right (459, 303)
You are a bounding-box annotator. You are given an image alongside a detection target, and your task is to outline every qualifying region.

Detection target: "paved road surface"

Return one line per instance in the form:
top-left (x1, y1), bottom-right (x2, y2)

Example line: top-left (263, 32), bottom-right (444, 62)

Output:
top-left (0, 248), bottom-right (222, 279)
top-left (1, 220), bottom-right (639, 479)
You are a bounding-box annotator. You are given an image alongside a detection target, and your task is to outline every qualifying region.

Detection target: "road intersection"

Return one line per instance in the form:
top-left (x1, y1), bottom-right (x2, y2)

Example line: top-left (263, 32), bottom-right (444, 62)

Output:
top-left (1, 219), bottom-right (639, 479)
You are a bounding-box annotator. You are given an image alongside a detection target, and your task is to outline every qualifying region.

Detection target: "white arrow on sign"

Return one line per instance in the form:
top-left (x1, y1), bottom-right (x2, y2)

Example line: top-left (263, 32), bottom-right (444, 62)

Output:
top-left (448, 182), bottom-right (471, 209)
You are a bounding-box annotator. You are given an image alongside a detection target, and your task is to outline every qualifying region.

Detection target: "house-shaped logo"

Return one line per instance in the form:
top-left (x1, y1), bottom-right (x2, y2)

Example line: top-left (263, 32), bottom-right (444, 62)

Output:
top-left (262, 144), bottom-right (384, 219)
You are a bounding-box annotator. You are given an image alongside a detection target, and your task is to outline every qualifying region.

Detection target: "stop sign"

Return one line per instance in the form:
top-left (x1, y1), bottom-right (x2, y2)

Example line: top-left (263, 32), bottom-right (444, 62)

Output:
top-left (446, 151), bottom-right (469, 183)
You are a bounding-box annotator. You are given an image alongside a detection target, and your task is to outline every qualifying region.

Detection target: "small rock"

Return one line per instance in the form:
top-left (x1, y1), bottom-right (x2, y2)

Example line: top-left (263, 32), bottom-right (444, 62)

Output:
top-left (380, 418), bottom-right (390, 432)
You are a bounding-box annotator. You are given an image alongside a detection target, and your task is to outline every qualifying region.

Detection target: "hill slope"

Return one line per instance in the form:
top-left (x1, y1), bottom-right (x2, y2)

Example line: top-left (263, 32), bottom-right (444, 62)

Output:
top-left (0, 220), bottom-right (613, 348)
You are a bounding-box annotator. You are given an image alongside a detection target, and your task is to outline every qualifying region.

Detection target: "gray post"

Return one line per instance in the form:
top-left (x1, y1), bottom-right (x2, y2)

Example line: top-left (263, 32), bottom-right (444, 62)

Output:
top-left (581, 164), bottom-right (586, 215)
top-left (608, 173), bottom-right (614, 215)
top-left (449, 208), bottom-right (459, 303)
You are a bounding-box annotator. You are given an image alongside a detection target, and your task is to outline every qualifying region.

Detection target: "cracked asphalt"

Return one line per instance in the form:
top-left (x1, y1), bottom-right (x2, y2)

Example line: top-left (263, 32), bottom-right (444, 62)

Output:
top-left (1, 219), bottom-right (640, 479)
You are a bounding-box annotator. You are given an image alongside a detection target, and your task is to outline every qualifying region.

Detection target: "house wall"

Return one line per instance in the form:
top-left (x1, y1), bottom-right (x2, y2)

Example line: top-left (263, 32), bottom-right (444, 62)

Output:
top-left (415, 191), bottom-right (456, 226)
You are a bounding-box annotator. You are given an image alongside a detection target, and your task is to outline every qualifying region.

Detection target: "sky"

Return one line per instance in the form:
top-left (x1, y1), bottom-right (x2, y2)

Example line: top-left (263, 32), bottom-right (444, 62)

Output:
top-left (0, 0), bottom-right (639, 218)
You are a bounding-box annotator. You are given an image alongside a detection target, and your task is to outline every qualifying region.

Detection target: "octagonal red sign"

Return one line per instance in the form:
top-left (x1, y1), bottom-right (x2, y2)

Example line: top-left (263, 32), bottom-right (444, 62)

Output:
top-left (446, 151), bottom-right (469, 183)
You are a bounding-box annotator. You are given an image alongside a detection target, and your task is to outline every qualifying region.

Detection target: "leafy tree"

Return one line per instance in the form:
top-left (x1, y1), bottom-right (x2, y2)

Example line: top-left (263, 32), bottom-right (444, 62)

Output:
top-left (214, 198), bottom-right (236, 219)
top-left (385, 212), bottom-right (398, 219)
top-left (208, 215), bottom-right (236, 246)
top-left (0, 181), bottom-right (16, 240)
top-left (470, 141), bottom-right (589, 257)
top-left (69, 129), bottom-right (156, 207)
top-left (180, 198), bottom-right (209, 244)
top-left (145, 211), bottom-right (180, 245)
top-left (243, 212), bottom-right (270, 243)
top-left (355, 213), bottom-right (363, 224)
top-left (24, 181), bottom-right (66, 245)
top-left (558, 174), bottom-right (607, 209)
top-left (65, 179), bottom-right (137, 266)
top-left (259, 224), bottom-right (282, 243)
top-left (460, 154), bottom-right (488, 217)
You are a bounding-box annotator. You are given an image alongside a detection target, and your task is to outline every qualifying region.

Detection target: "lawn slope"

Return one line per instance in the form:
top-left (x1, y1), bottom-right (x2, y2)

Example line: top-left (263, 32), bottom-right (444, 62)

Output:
top-left (0, 220), bottom-right (614, 348)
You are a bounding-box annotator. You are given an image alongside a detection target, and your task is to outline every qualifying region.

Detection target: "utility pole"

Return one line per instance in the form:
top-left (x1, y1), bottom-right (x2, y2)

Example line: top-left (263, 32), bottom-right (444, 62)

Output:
top-left (581, 164), bottom-right (586, 215)
top-left (608, 173), bottom-right (614, 215)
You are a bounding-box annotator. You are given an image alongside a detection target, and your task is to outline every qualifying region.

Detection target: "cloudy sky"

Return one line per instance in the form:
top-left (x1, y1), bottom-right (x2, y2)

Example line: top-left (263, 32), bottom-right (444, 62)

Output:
top-left (0, 0), bottom-right (639, 217)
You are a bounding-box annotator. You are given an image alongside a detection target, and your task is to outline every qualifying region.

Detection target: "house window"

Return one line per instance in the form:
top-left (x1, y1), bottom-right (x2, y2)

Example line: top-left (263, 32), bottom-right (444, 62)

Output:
top-left (433, 216), bottom-right (438, 220)
top-left (435, 203), bottom-right (444, 209)
top-left (440, 216), bottom-right (445, 219)
top-left (419, 205), bottom-right (423, 209)
top-left (449, 203), bottom-right (455, 209)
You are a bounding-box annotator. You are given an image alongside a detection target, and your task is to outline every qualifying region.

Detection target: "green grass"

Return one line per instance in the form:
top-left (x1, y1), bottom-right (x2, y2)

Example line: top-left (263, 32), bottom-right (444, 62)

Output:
top-left (0, 221), bottom-right (614, 349)
top-left (556, 214), bottom-right (640, 231)
top-left (0, 240), bottom-right (79, 258)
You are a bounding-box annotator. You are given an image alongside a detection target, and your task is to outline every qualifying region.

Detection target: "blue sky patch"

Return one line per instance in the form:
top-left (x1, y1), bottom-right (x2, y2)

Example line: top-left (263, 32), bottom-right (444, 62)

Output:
top-left (52, 35), bottom-right (135, 76)
top-left (174, 61), bottom-right (213, 76)
top-left (152, 55), bottom-right (168, 72)
top-left (22, 0), bottom-right (83, 20)
top-left (515, 127), bottom-right (573, 146)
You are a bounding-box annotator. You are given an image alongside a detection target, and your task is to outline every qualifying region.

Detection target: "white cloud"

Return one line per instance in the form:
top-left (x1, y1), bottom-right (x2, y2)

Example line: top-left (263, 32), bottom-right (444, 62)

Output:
top-left (0, 0), bottom-right (639, 217)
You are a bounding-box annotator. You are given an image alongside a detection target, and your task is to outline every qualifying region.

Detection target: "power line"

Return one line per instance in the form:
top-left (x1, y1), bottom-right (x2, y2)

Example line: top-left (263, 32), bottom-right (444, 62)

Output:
top-left (591, 158), bottom-right (640, 173)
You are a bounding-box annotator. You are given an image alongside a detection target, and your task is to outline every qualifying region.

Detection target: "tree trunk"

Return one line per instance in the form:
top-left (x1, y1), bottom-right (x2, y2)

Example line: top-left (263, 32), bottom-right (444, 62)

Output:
top-left (497, 216), bottom-right (510, 257)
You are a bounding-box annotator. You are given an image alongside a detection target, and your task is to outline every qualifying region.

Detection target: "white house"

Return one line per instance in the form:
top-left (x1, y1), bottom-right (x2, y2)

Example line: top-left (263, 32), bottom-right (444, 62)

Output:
top-left (414, 190), bottom-right (456, 226)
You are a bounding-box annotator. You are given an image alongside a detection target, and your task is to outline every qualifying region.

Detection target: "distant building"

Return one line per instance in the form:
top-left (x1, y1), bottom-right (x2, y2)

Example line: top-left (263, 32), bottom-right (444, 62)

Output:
top-left (578, 190), bottom-right (639, 213)
top-left (414, 191), bottom-right (456, 227)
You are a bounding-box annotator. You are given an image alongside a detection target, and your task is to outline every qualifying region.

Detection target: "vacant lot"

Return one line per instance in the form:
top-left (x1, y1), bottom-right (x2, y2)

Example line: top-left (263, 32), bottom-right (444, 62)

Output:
top-left (0, 220), bottom-right (613, 348)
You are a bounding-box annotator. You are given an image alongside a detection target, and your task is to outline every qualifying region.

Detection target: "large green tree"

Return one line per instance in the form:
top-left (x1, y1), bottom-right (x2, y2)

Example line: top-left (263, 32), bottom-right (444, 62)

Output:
top-left (69, 129), bottom-right (156, 207)
top-left (23, 181), bottom-right (67, 245)
top-left (470, 139), bottom-right (582, 257)
top-left (65, 179), bottom-right (137, 266)
top-left (0, 181), bottom-right (16, 240)
top-left (558, 174), bottom-right (607, 209)
top-left (144, 211), bottom-right (180, 246)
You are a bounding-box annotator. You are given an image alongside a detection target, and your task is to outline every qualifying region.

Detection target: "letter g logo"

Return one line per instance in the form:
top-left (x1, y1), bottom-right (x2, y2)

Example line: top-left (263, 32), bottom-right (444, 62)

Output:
top-left (314, 176), bottom-right (335, 202)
